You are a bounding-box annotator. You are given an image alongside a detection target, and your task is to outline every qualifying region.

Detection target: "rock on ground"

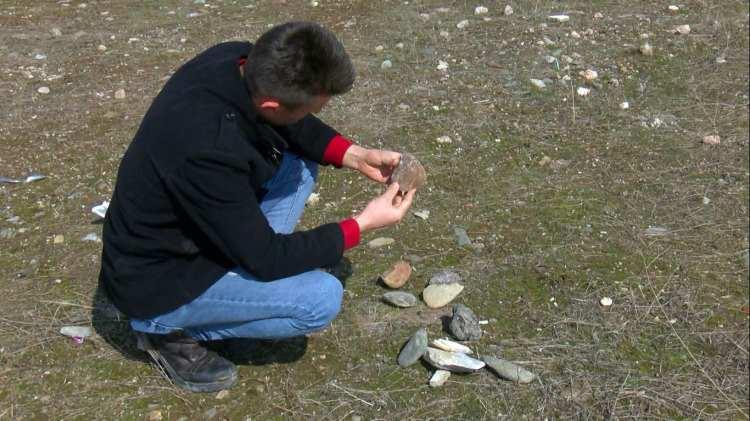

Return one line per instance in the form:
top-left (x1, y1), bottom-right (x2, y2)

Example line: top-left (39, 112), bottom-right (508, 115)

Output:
top-left (429, 270), bottom-right (461, 285)
top-left (398, 328), bottom-right (428, 367)
top-left (449, 304), bottom-right (483, 341)
top-left (423, 283), bottom-right (464, 308)
top-left (381, 260), bottom-right (412, 288)
top-left (431, 338), bottom-right (473, 354)
top-left (423, 347), bottom-right (485, 373)
top-left (383, 291), bottom-right (417, 308)
top-left (482, 355), bottom-right (536, 383)
top-left (429, 370), bottom-right (451, 387)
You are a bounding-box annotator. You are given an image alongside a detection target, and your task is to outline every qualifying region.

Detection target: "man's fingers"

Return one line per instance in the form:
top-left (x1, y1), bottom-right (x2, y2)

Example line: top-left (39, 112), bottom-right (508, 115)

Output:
top-left (398, 189), bottom-right (416, 210)
top-left (384, 182), bottom-right (400, 198)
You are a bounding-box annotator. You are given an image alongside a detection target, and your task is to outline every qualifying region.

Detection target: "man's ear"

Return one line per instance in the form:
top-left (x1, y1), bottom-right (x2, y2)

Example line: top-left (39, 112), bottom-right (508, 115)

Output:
top-left (259, 98), bottom-right (280, 110)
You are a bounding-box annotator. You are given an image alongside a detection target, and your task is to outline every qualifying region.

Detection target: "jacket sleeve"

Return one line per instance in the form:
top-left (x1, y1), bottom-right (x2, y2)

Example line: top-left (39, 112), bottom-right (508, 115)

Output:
top-left (280, 114), bottom-right (342, 165)
top-left (165, 150), bottom-right (345, 280)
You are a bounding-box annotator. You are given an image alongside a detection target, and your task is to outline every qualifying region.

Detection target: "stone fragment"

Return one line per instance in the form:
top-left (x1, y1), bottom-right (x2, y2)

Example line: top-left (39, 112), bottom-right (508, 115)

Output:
top-left (383, 291), bottom-right (418, 308)
top-left (482, 356), bottom-right (535, 383)
top-left (456, 20), bottom-right (469, 29)
top-left (398, 328), bottom-right (428, 367)
top-left (60, 325), bottom-right (92, 338)
top-left (429, 270), bottom-right (461, 285)
top-left (600, 297), bottom-right (613, 307)
top-left (368, 237), bottom-right (395, 248)
top-left (381, 260), bottom-right (412, 288)
top-left (37, 86), bottom-right (50, 94)
top-left (390, 153), bottom-right (426, 192)
top-left (423, 283), bottom-right (464, 308)
top-left (673, 24), bottom-right (691, 35)
top-left (474, 6), bottom-right (488, 15)
top-left (548, 15), bottom-right (570, 22)
top-left (114, 88), bottom-right (126, 99)
top-left (306, 192), bottom-right (320, 206)
top-left (423, 347), bottom-right (485, 372)
top-left (577, 86), bottom-right (590, 96)
top-left (449, 304), bottom-right (482, 341)
top-left (668, 5), bottom-right (679, 12)
top-left (436, 135), bottom-right (452, 143)
top-left (429, 370), bottom-right (451, 387)
top-left (453, 226), bottom-right (471, 246)
top-left (380, 59), bottom-right (392, 70)
top-left (53, 234), bottom-right (65, 244)
top-left (530, 79), bottom-right (546, 89)
top-left (431, 338), bottom-right (473, 354)
top-left (619, 101), bottom-right (630, 110)
top-left (413, 210), bottom-right (430, 220)
top-left (504, 5), bottom-right (513, 15)
top-left (644, 226), bottom-right (669, 236)
top-left (580, 69), bottom-right (598, 81)
top-left (215, 390), bottom-right (229, 399)
top-left (639, 42), bottom-right (654, 56)
top-left (702, 135), bottom-right (720, 145)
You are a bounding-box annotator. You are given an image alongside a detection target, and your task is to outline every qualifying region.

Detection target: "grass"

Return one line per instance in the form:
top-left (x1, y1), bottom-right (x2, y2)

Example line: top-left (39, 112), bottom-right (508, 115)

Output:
top-left (1, 0), bottom-right (748, 419)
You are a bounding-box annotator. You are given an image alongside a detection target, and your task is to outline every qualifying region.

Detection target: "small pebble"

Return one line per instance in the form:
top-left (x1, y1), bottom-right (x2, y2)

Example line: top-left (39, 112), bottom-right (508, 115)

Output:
top-left (619, 101), bottom-right (630, 110)
top-left (640, 42), bottom-right (654, 56)
top-left (474, 6), bottom-right (488, 15)
top-left (668, 5), bottom-right (679, 12)
top-left (114, 89), bottom-right (126, 99)
top-left (577, 86), bottom-right (590, 96)
top-left (53, 234), bottom-right (65, 244)
top-left (374, 45), bottom-right (384, 52)
top-left (702, 135), bottom-right (720, 145)
top-left (436, 135), bottom-right (452, 144)
top-left (429, 370), bottom-right (451, 387)
top-left (395, 42), bottom-right (404, 49)
top-left (97, 44), bottom-right (107, 51)
top-left (437, 60), bottom-right (449, 71)
top-left (702, 196), bottom-right (711, 205)
top-left (530, 79), bottom-right (546, 89)
top-left (581, 69), bottom-right (598, 81)
top-left (37, 86), bottom-right (50, 94)
top-left (548, 15), bottom-right (570, 22)
top-left (383, 291), bottom-right (418, 308)
top-left (504, 5), bottom-right (513, 15)
top-left (600, 297), bottom-right (613, 307)
top-left (368, 237), bottom-right (395, 248)
top-left (215, 390), bottom-right (229, 399)
top-left (456, 20), bottom-right (469, 29)
top-left (380, 60), bottom-right (392, 70)
top-left (413, 210), bottom-right (430, 220)
top-left (673, 25), bottom-right (691, 35)
top-left (570, 31), bottom-right (581, 39)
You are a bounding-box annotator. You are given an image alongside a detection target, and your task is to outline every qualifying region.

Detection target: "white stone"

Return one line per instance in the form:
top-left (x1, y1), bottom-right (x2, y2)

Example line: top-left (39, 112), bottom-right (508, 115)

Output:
top-left (381, 60), bottom-right (393, 70)
top-left (81, 233), bottom-right (101, 242)
top-left (439, 30), bottom-right (450, 38)
top-left (640, 42), bottom-right (654, 56)
top-left (305, 192), bottom-right (320, 206)
top-left (429, 370), bottom-right (451, 387)
top-left (422, 283), bottom-right (464, 308)
top-left (668, 5), bottom-right (679, 11)
top-left (530, 79), bottom-right (546, 89)
top-left (114, 88), bottom-right (126, 99)
top-left (570, 31), bottom-right (581, 38)
top-left (702, 196), bottom-right (711, 205)
top-left (413, 210), bottom-right (430, 220)
top-left (674, 24), bottom-right (691, 35)
top-left (374, 45), bottom-right (384, 52)
top-left (37, 86), bottom-right (50, 94)
top-left (576, 86), bottom-right (590, 96)
top-left (716, 56), bottom-right (727, 64)
top-left (437, 60), bottom-right (449, 71)
top-left (474, 6), bottom-right (488, 15)
top-left (594, 12), bottom-right (604, 19)
top-left (548, 15), bottom-right (570, 22)
top-left (423, 347), bottom-right (485, 372)
top-left (436, 135), bottom-right (452, 144)
top-left (34, 53), bottom-right (47, 60)
top-left (581, 69), bottom-right (598, 80)
top-left (431, 338), bottom-right (473, 354)
top-left (600, 297), bottom-right (613, 307)
top-left (504, 5), bottom-right (513, 15)
top-left (395, 42), bottom-right (404, 49)
top-left (97, 44), bottom-right (107, 52)
top-left (457, 20), bottom-right (469, 29)
top-left (619, 101), bottom-right (630, 110)
top-left (60, 325), bottom-right (93, 338)
top-left (702, 135), bottom-right (720, 145)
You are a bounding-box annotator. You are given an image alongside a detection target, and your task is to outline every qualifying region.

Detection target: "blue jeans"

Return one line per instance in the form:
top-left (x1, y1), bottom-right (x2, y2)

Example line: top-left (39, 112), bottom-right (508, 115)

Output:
top-left (130, 152), bottom-right (344, 341)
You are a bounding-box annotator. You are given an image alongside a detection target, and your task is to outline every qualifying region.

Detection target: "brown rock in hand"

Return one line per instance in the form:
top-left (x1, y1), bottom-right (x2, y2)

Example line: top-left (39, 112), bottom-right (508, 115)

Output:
top-left (390, 153), bottom-right (426, 192)
top-left (381, 260), bottom-right (412, 288)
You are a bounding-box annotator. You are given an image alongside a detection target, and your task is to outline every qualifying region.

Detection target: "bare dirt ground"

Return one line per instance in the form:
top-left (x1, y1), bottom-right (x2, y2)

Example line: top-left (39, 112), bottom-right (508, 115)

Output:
top-left (1, 0), bottom-right (748, 419)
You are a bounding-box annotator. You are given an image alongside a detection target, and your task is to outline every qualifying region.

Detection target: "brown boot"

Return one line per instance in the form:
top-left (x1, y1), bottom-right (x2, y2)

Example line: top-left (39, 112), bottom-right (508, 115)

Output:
top-left (135, 331), bottom-right (237, 392)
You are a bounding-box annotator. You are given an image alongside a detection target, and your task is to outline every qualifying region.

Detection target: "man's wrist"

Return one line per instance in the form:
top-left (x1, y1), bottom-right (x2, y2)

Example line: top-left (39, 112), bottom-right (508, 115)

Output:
top-left (342, 144), bottom-right (367, 170)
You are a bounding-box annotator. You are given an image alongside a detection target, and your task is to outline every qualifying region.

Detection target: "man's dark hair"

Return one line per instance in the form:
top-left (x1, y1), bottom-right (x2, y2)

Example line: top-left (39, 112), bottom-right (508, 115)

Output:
top-left (245, 21), bottom-right (355, 108)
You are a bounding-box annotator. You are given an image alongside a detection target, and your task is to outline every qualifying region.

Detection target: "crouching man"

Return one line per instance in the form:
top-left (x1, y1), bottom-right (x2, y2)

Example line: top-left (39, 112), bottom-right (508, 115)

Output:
top-left (99, 21), bottom-right (415, 392)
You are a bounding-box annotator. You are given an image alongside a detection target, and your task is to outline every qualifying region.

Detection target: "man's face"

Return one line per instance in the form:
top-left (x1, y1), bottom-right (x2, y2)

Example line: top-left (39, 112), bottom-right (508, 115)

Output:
top-left (257, 95), bottom-right (331, 126)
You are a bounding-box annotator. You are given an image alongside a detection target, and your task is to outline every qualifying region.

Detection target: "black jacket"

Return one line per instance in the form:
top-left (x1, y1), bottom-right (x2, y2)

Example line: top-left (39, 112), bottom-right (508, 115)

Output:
top-left (100, 41), bottom-right (346, 319)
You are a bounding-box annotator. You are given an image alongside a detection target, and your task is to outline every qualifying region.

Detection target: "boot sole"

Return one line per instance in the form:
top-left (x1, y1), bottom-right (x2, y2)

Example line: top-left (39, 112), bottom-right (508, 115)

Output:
top-left (136, 332), bottom-right (237, 393)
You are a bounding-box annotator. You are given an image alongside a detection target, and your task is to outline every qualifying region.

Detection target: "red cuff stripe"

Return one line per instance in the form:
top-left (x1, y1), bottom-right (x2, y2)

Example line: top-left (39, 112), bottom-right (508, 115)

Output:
top-left (323, 134), bottom-right (353, 168)
top-left (339, 218), bottom-right (361, 250)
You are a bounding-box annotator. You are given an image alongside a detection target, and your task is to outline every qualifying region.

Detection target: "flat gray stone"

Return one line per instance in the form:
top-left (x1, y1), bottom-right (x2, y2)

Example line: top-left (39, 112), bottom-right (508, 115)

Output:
top-left (453, 226), bottom-right (472, 246)
top-left (449, 304), bottom-right (482, 341)
top-left (482, 355), bottom-right (536, 383)
top-left (422, 283), bottom-right (464, 309)
top-left (383, 291), bottom-right (417, 308)
top-left (398, 328), bottom-right (428, 367)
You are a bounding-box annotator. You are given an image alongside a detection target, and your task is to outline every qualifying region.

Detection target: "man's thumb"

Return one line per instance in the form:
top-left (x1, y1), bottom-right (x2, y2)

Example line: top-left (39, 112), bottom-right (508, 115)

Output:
top-left (385, 182), bottom-right (400, 197)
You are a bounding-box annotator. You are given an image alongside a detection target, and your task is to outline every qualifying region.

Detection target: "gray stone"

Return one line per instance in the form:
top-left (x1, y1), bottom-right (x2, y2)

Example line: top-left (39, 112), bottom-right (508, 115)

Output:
top-left (429, 270), bottom-right (461, 285)
top-left (429, 370), bottom-right (451, 387)
top-left (453, 226), bottom-right (471, 246)
top-left (423, 347), bottom-right (485, 373)
top-left (398, 328), bottom-right (428, 367)
top-left (482, 355), bottom-right (536, 383)
top-left (449, 304), bottom-right (482, 341)
top-left (383, 291), bottom-right (417, 308)
top-left (0, 228), bottom-right (16, 239)
top-left (368, 237), bottom-right (395, 248)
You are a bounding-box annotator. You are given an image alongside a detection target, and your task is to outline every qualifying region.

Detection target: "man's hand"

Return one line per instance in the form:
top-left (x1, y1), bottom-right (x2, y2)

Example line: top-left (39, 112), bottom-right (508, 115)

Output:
top-left (342, 145), bottom-right (401, 184)
top-left (354, 183), bottom-right (415, 233)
